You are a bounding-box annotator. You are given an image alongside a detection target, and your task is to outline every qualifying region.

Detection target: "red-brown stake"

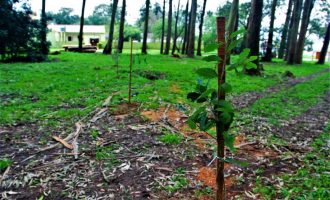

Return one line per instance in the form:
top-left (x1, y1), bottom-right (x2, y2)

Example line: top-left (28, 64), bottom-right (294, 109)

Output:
top-left (128, 38), bottom-right (133, 104)
top-left (216, 16), bottom-right (226, 200)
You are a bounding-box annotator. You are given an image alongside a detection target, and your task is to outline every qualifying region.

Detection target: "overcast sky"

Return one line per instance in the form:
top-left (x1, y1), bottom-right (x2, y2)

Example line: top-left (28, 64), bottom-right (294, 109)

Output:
top-left (29, 0), bottom-right (254, 24)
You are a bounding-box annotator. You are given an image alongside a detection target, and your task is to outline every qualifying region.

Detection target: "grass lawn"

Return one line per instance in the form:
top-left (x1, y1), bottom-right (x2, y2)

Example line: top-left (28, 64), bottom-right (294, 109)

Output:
top-left (0, 52), bottom-right (329, 126)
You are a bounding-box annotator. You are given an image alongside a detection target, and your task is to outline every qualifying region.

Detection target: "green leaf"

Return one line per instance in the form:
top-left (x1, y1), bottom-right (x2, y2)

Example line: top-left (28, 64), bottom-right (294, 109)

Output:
top-left (218, 157), bottom-right (248, 167)
top-left (239, 48), bottom-right (251, 59)
top-left (186, 119), bottom-right (196, 129)
top-left (196, 84), bottom-right (207, 93)
top-left (0, 158), bottom-right (11, 170)
top-left (196, 68), bottom-right (218, 79)
top-left (189, 106), bottom-right (206, 121)
top-left (220, 83), bottom-right (232, 93)
top-left (202, 55), bottom-right (220, 62)
top-left (197, 88), bottom-right (216, 101)
top-left (227, 63), bottom-right (239, 71)
top-left (187, 92), bottom-right (201, 102)
top-left (245, 62), bottom-right (257, 70)
top-left (227, 38), bottom-right (243, 52)
top-left (224, 132), bottom-right (236, 152)
top-left (213, 100), bottom-right (234, 113)
top-left (246, 56), bottom-right (258, 62)
top-left (229, 29), bottom-right (246, 39)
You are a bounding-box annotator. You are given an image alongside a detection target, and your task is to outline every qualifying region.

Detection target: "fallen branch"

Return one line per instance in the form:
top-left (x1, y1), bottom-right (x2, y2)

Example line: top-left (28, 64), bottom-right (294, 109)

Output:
top-left (0, 166), bottom-right (10, 184)
top-left (102, 92), bottom-right (119, 107)
top-left (161, 104), bottom-right (171, 119)
top-left (234, 141), bottom-right (257, 148)
top-left (52, 136), bottom-right (73, 149)
top-left (38, 122), bottom-right (84, 153)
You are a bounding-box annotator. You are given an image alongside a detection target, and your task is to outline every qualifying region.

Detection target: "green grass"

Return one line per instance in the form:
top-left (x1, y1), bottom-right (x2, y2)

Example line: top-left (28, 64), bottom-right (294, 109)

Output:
top-left (254, 129), bottom-right (330, 199)
top-left (0, 52), bottom-right (328, 126)
top-left (158, 132), bottom-right (184, 145)
top-left (251, 72), bottom-right (330, 123)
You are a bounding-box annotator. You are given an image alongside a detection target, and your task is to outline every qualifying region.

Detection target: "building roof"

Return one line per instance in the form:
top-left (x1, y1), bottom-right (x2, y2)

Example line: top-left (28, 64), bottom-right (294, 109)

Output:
top-left (48, 24), bottom-right (106, 33)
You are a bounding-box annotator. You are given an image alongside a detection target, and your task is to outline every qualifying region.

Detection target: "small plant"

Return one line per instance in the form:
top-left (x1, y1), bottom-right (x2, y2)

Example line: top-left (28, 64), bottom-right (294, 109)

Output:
top-left (111, 48), bottom-right (120, 75)
top-left (90, 129), bottom-right (99, 140)
top-left (0, 158), bottom-right (11, 171)
top-left (95, 146), bottom-right (118, 167)
top-left (159, 132), bottom-right (183, 145)
top-left (163, 168), bottom-right (189, 193)
top-left (187, 21), bottom-right (257, 200)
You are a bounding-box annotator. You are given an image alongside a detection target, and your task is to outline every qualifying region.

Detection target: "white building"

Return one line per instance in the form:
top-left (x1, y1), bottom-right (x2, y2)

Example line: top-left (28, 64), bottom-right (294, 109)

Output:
top-left (47, 24), bottom-right (106, 47)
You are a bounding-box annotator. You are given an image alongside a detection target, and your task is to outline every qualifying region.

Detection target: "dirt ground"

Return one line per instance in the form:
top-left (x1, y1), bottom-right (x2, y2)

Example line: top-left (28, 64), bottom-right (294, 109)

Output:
top-left (1, 70), bottom-right (329, 199)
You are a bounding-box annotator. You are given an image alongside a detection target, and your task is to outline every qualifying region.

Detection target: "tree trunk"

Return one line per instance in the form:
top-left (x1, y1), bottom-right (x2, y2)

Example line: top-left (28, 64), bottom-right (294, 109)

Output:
top-left (278, 0), bottom-right (293, 59)
top-left (160, 0), bottom-right (166, 54)
top-left (40, 0), bottom-right (48, 56)
top-left (294, 0), bottom-right (315, 64)
top-left (263, 0), bottom-right (277, 62)
top-left (286, 0), bottom-right (303, 64)
top-left (196, 0), bottom-right (207, 56)
top-left (245, 0), bottom-right (263, 75)
top-left (172, 0), bottom-right (181, 55)
top-left (185, 2), bottom-right (192, 54)
top-left (164, 0), bottom-right (173, 55)
top-left (142, 0), bottom-right (150, 54)
top-left (103, 0), bottom-right (118, 55)
top-left (216, 17), bottom-right (226, 200)
top-left (181, 0), bottom-right (189, 54)
top-left (78, 0), bottom-right (87, 52)
top-left (226, 0), bottom-right (239, 64)
top-left (317, 23), bottom-right (330, 65)
top-left (118, 0), bottom-right (126, 53)
top-left (187, 0), bottom-right (197, 58)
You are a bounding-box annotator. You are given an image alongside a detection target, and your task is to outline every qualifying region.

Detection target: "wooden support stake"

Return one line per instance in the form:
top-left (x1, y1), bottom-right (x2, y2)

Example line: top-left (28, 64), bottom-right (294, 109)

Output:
top-left (216, 16), bottom-right (226, 200)
top-left (128, 38), bottom-right (133, 104)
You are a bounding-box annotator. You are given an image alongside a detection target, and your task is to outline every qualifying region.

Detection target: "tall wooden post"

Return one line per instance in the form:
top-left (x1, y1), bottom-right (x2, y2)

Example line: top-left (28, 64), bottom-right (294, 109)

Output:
top-left (128, 38), bottom-right (133, 104)
top-left (216, 17), bottom-right (226, 200)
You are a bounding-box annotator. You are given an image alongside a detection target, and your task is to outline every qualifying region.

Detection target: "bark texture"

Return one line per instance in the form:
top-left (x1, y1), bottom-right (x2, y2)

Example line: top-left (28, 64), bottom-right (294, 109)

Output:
top-left (294, 0), bottom-right (315, 64)
top-left (286, 0), bottom-right (303, 64)
top-left (103, 0), bottom-right (118, 54)
top-left (78, 0), bottom-right (87, 52)
top-left (118, 0), bottom-right (126, 53)
top-left (160, 0), bottom-right (166, 54)
top-left (40, 0), bottom-right (48, 55)
top-left (245, 0), bottom-right (263, 74)
top-left (263, 0), bottom-right (277, 62)
top-left (181, 0), bottom-right (189, 54)
top-left (142, 0), bottom-right (150, 54)
top-left (278, 0), bottom-right (293, 59)
top-left (226, 0), bottom-right (239, 64)
top-left (164, 0), bottom-right (173, 55)
top-left (187, 0), bottom-right (197, 58)
top-left (172, 0), bottom-right (181, 54)
top-left (317, 23), bottom-right (330, 65)
top-left (196, 0), bottom-right (207, 56)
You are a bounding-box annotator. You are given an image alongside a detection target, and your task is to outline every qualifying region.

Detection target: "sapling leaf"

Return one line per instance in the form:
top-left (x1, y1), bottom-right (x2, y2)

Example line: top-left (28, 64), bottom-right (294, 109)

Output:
top-left (189, 106), bottom-right (206, 121)
top-left (245, 62), bottom-right (257, 69)
top-left (227, 38), bottom-right (243, 53)
top-left (220, 83), bottom-right (232, 93)
top-left (224, 132), bottom-right (236, 152)
top-left (229, 29), bottom-right (246, 39)
top-left (203, 55), bottom-right (220, 62)
top-left (239, 48), bottom-right (251, 59)
top-left (228, 63), bottom-right (239, 71)
top-left (246, 56), bottom-right (258, 62)
top-left (196, 68), bottom-right (218, 79)
top-left (196, 84), bottom-right (207, 93)
top-left (187, 92), bottom-right (201, 102)
top-left (186, 119), bottom-right (196, 129)
top-left (197, 88), bottom-right (216, 101)
top-left (218, 157), bottom-right (248, 167)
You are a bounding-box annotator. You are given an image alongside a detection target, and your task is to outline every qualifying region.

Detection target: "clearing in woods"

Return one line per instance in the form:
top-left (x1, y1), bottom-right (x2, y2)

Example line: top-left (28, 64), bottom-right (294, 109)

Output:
top-left (0, 52), bottom-right (329, 199)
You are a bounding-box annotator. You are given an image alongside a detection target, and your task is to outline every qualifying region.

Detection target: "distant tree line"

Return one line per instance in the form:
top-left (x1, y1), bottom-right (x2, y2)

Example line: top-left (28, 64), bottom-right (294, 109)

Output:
top-left (0, 0), bottom-right (329, 66)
